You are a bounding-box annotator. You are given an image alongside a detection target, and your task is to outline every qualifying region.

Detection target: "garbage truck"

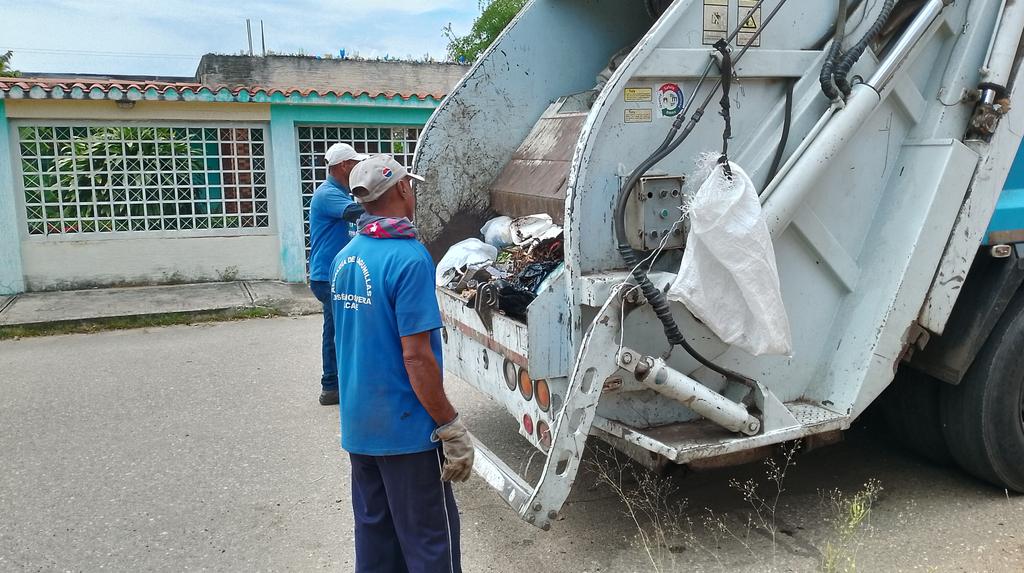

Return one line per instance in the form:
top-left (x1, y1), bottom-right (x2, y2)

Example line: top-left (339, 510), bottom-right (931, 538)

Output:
top-left (412, 0), bottom-right (1024, 530)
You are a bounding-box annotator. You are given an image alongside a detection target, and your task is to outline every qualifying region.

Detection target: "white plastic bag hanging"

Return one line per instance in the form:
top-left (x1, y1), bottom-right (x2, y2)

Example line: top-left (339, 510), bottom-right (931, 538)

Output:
top-left (667, 155), bottom-right (792, 356)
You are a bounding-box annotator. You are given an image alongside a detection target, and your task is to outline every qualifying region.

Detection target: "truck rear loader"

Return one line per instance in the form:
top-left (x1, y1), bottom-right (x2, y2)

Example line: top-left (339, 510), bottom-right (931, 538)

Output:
top-left (413, 0), bottom-right (1024, 530)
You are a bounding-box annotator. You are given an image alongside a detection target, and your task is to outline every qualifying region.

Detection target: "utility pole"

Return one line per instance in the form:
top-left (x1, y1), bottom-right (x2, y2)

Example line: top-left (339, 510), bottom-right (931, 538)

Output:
top-left (260, 20), bottom-right (266, 56)
top-left (246, 19), bottom-right (254, 56)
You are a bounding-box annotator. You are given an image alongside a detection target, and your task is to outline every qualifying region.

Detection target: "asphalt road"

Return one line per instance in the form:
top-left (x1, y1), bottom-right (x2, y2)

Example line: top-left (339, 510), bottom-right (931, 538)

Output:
top-left (1, 316), bottom-right (1022, 572)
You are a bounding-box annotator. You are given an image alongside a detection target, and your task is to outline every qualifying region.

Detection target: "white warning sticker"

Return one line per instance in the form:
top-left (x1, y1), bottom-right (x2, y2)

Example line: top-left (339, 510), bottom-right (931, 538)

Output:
top-left (703, 0), bottom-right (729, 45)
top-left (624, 108), bottom-right (653, 123)
top-left (737, 0), bottom-right (762, 47)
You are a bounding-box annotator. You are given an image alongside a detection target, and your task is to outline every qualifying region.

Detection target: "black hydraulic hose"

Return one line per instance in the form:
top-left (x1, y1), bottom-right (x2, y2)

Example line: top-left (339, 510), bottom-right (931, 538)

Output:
top-left (811, 0), bottom-right (866, 50)
top-left (819, 0), bottom-right (849, 101)
top-left (834, 0), bottom-right (896, 97)
top-left (765, 80), bottom-right (795, 189)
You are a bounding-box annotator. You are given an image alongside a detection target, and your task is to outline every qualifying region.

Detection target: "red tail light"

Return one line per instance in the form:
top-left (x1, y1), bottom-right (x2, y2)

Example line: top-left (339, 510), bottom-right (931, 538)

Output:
top-left (523, 413), bottom-right (534, 436)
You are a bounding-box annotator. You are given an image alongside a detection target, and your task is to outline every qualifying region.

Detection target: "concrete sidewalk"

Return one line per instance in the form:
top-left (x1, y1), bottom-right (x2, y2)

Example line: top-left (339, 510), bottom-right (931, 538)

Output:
top-left (0, 281), bottom-right (320, 327)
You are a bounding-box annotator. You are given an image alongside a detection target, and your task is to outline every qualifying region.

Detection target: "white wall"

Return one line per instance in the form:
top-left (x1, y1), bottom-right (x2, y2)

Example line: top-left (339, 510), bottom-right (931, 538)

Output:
top-left (21, 235), bottom-right (281, 291)
top-left (197, 55), bottom-right (466, 98)
top-left (6, 100), bottom-right (284, 292)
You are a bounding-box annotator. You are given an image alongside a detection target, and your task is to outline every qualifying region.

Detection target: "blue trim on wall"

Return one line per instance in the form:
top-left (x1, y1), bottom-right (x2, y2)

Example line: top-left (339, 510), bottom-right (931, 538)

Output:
top-left (268, 104), bottom-right (436, 282)
top-left (0, 101), bottom-right (26, 294)
top-left (271, 104), bottom-right (435, 126)
top-left (269, 108), bottom-right (306, 283)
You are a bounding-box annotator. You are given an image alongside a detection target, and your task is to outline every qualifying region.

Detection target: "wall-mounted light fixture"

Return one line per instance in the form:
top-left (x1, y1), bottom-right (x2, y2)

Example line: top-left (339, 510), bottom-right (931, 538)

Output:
top-left (116, 97), bottom-right (135, 110)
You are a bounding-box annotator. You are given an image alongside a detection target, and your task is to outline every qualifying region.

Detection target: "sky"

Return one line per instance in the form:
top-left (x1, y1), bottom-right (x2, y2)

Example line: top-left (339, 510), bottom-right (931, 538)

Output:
top-left (0, 0), bottom-right (481, 77)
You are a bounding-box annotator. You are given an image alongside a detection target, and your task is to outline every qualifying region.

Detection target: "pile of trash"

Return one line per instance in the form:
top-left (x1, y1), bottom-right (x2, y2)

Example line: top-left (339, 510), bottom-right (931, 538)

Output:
top-left (437, 214), bottom-right (564, 328)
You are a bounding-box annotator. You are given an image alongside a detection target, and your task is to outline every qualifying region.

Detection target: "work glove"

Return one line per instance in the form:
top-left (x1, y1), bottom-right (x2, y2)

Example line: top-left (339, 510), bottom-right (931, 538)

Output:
top-left (432, 414), bottom-right (475, 483)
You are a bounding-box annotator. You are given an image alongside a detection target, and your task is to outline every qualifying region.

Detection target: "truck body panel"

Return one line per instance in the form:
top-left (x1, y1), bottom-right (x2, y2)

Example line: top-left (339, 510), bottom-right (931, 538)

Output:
top-left (415, 0), bottom-right (1024, 529)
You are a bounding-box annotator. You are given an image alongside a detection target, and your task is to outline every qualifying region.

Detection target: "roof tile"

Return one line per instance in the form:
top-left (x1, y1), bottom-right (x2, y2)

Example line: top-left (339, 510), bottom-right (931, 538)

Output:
top-left (0, 78), bottom-right (445, 104)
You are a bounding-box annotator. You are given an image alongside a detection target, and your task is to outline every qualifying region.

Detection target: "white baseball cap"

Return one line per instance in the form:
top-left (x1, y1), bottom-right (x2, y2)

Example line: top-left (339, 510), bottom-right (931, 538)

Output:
top-left (350, 155), bottom-right (425, 203)
top-left (324, 143), bottom-right (368, 166)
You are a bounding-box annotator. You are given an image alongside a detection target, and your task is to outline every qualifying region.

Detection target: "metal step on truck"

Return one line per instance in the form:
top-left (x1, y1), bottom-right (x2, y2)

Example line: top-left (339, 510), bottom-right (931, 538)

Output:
top-left (412, 0), bottom-right (1024, 530)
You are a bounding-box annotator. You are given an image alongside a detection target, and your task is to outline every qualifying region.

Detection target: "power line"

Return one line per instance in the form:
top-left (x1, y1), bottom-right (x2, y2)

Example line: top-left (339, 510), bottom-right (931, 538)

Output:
top-left (0, 46), bottom-right (201, 60)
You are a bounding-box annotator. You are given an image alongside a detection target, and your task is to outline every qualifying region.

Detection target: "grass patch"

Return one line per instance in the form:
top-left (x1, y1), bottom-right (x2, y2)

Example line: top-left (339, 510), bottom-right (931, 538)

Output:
top-left (821, 479), bottom-right (883, 573)
top-left (591, 440), bottom-right (885, 572)
top-left (0, 307), bottom-right (280, 340)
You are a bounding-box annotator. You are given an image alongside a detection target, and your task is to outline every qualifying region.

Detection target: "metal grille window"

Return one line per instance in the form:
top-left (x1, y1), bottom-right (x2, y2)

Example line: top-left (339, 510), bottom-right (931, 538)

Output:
top-left (17, 124), bottom-right (270, 236)
top-left (297, 125), bottom-right (421, 264)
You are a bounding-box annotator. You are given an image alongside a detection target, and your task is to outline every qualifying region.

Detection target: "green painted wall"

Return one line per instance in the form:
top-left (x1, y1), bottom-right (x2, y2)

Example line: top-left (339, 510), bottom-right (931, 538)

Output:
top-left (0, 101), bottom-right (26, 294)
top-left (268, 104), bottom-right (436, 282)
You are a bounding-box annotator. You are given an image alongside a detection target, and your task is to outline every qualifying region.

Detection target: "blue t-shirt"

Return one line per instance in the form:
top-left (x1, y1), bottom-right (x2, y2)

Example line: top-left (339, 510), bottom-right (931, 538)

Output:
top-left (308, 177), bottom-right (363, 281)
top-left (330, 234), bottom-right (444, 455)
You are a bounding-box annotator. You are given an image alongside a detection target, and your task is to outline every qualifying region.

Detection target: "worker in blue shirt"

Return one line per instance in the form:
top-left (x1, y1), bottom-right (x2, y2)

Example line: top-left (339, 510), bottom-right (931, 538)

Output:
top-left (331, 155), bottom-right (474, 572)
top-left (308, 143), bottom-right (367, 406)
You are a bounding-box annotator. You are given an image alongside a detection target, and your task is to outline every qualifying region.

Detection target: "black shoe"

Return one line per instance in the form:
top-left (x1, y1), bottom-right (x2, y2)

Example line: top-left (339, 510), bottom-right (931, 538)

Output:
top-left (319, 390), bottom-right (339, 406)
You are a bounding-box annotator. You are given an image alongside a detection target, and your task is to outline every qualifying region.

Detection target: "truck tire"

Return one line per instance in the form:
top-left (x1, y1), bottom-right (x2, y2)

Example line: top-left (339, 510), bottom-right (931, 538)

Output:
top-left (940, 293), bottom-right (1024, 492)
top-left (879, 366), bottom-right (953, 465)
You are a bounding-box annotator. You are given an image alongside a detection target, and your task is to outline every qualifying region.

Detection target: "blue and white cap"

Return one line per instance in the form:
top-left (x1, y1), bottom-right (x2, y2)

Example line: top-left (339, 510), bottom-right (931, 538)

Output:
top-left (350, 154), bottom-right (424, 203)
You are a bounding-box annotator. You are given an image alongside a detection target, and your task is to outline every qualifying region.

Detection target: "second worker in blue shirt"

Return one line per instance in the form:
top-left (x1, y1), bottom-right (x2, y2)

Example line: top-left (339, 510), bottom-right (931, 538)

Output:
top-left (308, 143), bottom-right (367, 406)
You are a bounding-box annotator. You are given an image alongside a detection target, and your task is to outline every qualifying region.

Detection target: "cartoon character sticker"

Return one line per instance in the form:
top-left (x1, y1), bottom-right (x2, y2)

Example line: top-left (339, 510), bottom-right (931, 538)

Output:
top-left (659, 83), bottom-right (684, 117)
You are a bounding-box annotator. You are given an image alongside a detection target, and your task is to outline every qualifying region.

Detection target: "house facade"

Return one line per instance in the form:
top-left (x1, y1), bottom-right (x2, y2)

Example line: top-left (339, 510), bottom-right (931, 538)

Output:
top-left (0, 57), bottom-right (465, 295)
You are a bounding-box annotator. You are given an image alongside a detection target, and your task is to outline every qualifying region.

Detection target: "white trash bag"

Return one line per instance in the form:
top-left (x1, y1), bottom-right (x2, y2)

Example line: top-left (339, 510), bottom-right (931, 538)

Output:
top-left (436, 239), bottom-right (499, 286)
top-left (510, 214), bottom-right (557, 245)
top-left (667, 155), bottom-right (792, 356)
top-left (480, 216), bottom-right (514, 248)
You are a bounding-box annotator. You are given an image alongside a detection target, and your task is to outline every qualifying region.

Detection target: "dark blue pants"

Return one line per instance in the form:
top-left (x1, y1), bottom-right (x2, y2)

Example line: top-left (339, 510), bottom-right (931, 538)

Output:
top-left (309, 280), bottom-right (338, 392)
top-left (350, 449), bottom-right (462, 573)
